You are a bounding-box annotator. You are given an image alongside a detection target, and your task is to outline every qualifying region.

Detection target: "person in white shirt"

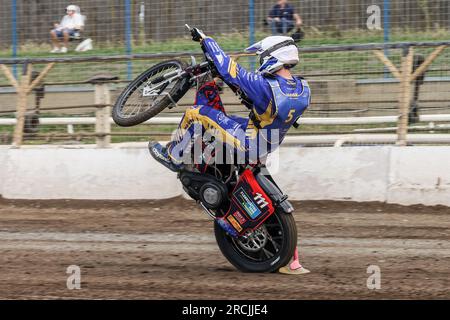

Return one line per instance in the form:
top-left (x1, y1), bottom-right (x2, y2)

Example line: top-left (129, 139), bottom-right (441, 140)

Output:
top-left (50, 5), bottom-right (85, 53)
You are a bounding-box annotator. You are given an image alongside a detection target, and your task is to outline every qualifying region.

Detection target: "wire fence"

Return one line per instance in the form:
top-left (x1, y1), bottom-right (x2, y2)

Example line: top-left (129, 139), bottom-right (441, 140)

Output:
top-left (1, 0), bottom-right (450, 147)
top-left (2, 0), bottom-right (450, 51)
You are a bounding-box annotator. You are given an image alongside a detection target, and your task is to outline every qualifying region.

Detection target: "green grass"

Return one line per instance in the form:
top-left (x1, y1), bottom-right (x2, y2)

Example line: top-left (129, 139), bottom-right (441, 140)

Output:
top-left (1, 28), bottom-right (449, 85)
top-left (1, 28), bottom-right (450, 145)
top-left (1, 26), bottom-right (449, 91)
top-left (2, 28), bottom-right (449, 59)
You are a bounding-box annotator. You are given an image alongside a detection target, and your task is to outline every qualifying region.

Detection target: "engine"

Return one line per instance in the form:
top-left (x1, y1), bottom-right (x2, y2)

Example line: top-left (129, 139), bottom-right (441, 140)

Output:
top-left (179, 171), bottom-right (229, 209)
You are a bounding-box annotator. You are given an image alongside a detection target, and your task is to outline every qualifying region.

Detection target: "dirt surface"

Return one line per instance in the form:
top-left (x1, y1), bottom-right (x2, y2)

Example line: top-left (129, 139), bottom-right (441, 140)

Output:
top-left (0, 197), bottom-right (449, 300)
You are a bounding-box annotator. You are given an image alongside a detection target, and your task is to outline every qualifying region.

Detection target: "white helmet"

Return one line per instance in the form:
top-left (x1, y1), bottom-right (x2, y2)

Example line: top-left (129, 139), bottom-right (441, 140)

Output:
top-left (245, 36), bottom-right (299, 74)
top-left (66, 5), bottom-right (79, 12)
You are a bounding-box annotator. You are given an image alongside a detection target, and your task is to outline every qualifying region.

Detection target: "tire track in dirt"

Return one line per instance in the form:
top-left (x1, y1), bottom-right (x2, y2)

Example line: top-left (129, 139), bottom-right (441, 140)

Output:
top-left (0, 198), bottom-right (449, 299)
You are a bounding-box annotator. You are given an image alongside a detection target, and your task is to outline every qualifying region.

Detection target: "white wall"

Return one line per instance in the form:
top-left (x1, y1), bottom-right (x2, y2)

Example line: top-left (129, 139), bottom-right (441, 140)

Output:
top-left (273, 146), bottom-right (450, 206)
top-left (0, 145), bottom-right (449, 206)
top-left (387, 147), bottom-right (450, 206)
top-left (0, 147), bottom-right (181, 200)
top-left (0, 147), bottom-right (8, 196)
top-left (273, 147), bottom-right (391, 202)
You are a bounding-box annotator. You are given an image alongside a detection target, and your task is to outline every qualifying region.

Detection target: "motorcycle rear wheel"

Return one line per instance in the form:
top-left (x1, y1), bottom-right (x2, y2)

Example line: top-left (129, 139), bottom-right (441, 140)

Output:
top-left (214, 210), bottom-right (297, 273)
top-left (112, 60), bottom-right (190, 127)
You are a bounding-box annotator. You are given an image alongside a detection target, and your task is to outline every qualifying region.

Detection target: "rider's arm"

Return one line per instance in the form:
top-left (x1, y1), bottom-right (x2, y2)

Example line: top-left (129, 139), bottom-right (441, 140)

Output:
top-left (201, 37), bottom-right (272, 113)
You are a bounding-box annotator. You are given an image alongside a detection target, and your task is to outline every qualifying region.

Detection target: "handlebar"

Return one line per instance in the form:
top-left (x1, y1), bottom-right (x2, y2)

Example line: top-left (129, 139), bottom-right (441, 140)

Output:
top-left (185, 24), bottom-right (196, 39)
top-left (185, 24), bottom-right (206, 43)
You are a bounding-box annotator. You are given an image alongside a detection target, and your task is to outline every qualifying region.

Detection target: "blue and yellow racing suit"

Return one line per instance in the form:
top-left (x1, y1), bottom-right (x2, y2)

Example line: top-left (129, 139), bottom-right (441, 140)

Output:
top-left (168, 37), bottom-right (311, 164)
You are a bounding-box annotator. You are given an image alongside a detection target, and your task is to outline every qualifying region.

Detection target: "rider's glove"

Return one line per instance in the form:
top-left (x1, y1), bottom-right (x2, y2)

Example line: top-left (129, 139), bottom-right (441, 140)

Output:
top-left (191, 27), bottom-right (206, 42)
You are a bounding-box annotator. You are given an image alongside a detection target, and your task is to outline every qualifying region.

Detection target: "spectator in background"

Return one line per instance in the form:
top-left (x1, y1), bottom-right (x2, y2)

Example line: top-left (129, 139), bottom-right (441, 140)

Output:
top-left (50, 4), bottom-right (85, 53)
top-left (267, 0), bottom-right (302, 35)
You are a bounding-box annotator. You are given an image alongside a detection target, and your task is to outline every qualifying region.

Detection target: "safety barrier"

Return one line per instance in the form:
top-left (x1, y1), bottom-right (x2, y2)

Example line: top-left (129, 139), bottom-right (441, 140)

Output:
top-left (1, 144), bottom-right (449, 206)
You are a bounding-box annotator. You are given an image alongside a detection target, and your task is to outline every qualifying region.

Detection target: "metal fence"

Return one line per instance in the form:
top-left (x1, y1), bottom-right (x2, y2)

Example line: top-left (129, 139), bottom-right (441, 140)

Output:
top-left (1, 0), bottom-right (450, 147)
top-left (2, 0), bottom-right (450, 50)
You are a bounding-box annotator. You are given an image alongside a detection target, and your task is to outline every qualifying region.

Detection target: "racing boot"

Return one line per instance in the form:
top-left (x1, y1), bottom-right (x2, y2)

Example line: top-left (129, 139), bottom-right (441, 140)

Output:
top-left (148, 141), bottom-right (182, 172)
top-left (279, 247), bottom-right (310, 275)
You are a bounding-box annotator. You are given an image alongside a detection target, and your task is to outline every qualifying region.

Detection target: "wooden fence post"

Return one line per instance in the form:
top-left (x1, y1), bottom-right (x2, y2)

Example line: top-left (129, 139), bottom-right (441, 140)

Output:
top-left (13, 63), bottom-right (33, 147)
top-left (94, 83), bottom-right (111, 148)
top-left (396, 47), bottom-right (414, 146)
top-left (1, 62), bottom-right (54, 147)
top-left (374, 45), bottom-right (447, 146)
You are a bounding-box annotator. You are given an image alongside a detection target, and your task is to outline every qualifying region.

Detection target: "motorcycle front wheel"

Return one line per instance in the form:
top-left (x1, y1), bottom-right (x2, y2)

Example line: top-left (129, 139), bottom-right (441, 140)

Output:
top-left (112, 60), bottom-right (191, 127)
top-left (214, 210), bottom-right (297, 273)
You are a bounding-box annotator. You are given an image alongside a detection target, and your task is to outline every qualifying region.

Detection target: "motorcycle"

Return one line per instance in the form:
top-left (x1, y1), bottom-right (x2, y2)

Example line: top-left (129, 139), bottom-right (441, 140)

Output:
top-left (112, 26), bottom-right (298, 273)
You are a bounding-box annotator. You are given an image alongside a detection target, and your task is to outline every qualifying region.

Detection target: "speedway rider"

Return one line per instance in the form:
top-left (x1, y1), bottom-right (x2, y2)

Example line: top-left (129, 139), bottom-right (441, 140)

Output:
top-left (149, 27), bottom-right (311, 171)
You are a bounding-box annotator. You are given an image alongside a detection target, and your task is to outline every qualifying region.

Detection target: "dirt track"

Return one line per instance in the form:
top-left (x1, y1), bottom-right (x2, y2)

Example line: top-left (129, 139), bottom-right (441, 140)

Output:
top-left (0, 197), bottom-right (448, 300)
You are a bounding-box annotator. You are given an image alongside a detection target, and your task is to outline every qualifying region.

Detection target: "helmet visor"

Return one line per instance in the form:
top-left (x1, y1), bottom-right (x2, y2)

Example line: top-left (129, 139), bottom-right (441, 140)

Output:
top-left (245, 41), bottom-right (263, 54)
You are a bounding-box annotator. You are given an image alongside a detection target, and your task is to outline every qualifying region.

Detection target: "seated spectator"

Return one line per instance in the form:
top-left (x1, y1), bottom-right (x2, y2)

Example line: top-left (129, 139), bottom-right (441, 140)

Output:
top-left (50, 4), bottom-right (85, 53)
top-left (267, 0), bottom-right (302, 35)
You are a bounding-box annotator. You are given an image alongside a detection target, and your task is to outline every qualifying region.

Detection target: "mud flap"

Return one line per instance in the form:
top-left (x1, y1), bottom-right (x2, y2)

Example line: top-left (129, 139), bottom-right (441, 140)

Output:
top-left (256, 173), bottom-right (294, 214)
